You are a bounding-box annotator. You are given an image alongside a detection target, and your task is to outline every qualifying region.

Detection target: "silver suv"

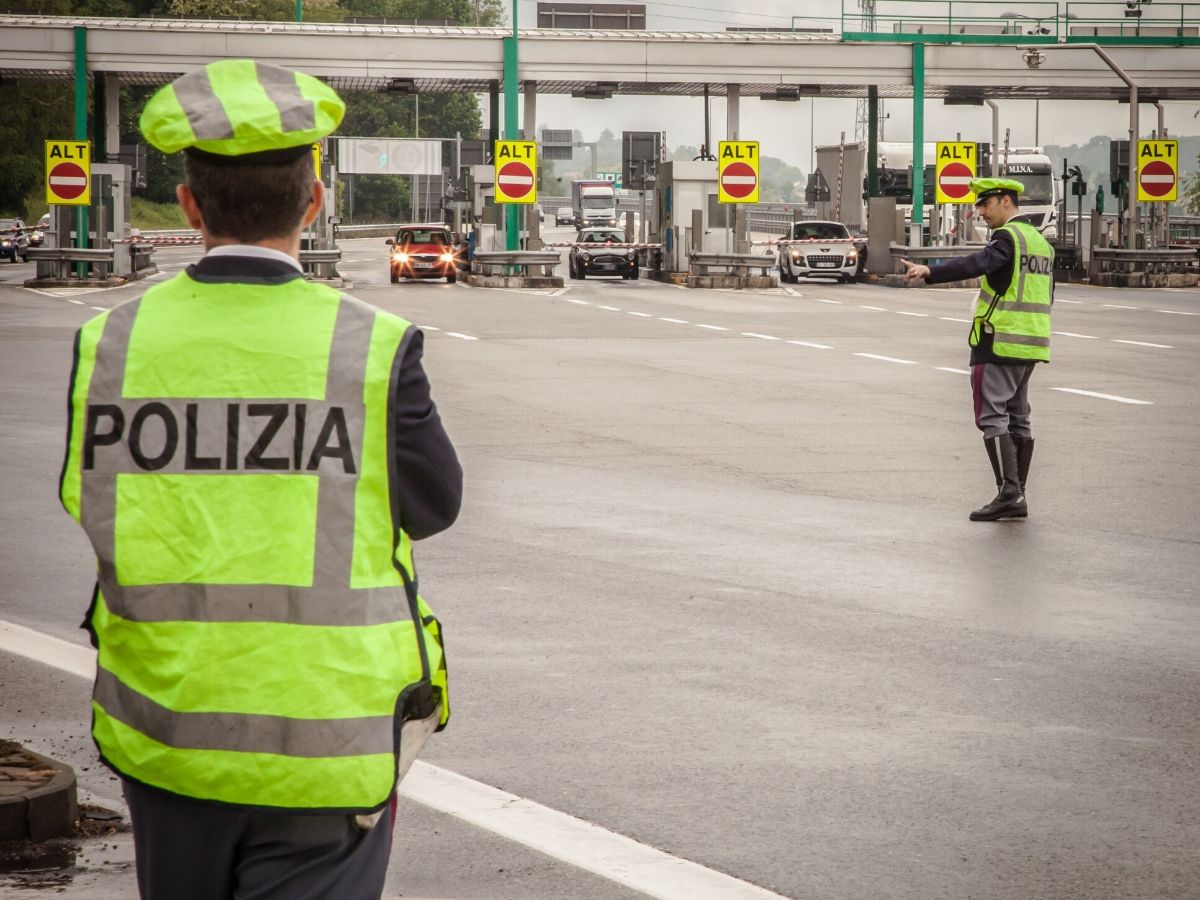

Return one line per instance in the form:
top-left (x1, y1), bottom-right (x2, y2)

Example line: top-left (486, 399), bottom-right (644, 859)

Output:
top-left (777, 220), bottom-right (863, 284)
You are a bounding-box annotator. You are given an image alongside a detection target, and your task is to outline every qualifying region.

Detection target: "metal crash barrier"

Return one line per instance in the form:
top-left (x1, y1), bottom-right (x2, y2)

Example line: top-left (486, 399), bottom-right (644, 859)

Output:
top-left (299, 248), bottom-right (342, 281)
top-left (27, 242), bottom-right (158, 282)
top-left (1089, 247), bottom-right (1199, 275)
top-left (470, 251), bottom-right (561, 278)
top-left (688, 252), bottom-right (776, 277)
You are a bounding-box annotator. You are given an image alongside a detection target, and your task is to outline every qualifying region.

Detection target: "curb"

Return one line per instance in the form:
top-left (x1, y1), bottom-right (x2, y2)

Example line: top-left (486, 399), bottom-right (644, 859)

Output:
top-left (0, 741), bottom-right (78, 843)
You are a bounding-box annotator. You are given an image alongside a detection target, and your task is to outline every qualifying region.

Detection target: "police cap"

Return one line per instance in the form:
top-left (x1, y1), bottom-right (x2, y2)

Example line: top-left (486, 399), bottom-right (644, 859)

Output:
top-left (970, 177), bottom-right (1024, 206)
top-left (140, 60), bottom-right (344, 165)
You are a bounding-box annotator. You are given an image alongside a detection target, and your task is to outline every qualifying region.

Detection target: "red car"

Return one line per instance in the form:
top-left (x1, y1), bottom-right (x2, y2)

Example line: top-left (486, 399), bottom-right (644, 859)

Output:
top-left (387, 225), bottom-right (460, 283)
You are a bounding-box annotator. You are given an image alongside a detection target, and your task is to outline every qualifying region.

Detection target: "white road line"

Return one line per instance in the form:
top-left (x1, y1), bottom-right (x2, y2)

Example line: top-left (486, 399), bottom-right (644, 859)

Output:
top-left (628, 311), bottom-right (653, 317)
top-left (695, 324), bottom-right (729, 331)
top-left (68, 299), bottom-right (85, 305)
top-left (813, 298), bottom-right (842, 305)
top-left (444, 332), bottom-right (478, 341)
top-left (548, 287), bottom-right (569, 297)
top-left (1157, 308), bottom-right (1200, 316)
top-left (854, 353), bottom-right (918, 365)
top-left (939, 316), bottom-right (971, 323)
top-left (1051, 388), bottom-right (1152, 405)
top-left (786, 340), bottom-right (832, 350)
top-left (89, 306), bottom-right (105, 311)
top-left (598, 305), bottom-right (621, 311)
top-left (783, 287), bottom-right (802, 296)
top-left (0, 619), bottom-right (787, 900)
top-left (1112, 339), bottom-right (1173, 349)
top-left (741, 332), bottom-right (780, 340)
top-left (1052, 331), bottom-right (1098, 339)
top-left (659, 317), bottom-right (689, 324)
top-left (1102, 304), bottom-right (1139, 310)
top-left (895, 311), bottom-right (929, 317)
top-left (564, 298), bottom-right (590, 305)
top-left (419, 325), bottom-right (441, 331)
top-left (1055, 298), bottom-right (1083, 304)
top-left (935, 366), bottom-right (971, 375)
top-left (859, 305), bottom-right (888, 311)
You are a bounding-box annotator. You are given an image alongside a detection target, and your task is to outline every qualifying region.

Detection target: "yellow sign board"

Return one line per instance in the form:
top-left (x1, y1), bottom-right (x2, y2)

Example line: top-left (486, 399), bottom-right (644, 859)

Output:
top-left (45, 140), bottom-right (92, 206)
top-left (935, 142), bottom-right (976, 204)
top-left (717, 141), bottom-right (759, 204)
top-left (1136, 139), bottom-right (1178, 203)
top-left (493, 140), bottom-right (538, 204)
top-left (312, 142), bottom-right (321, 180)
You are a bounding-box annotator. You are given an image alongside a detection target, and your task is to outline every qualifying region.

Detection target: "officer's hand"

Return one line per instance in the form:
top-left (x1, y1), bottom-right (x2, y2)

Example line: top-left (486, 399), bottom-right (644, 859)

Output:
top-left (900, 258), bottom-right (930, 283)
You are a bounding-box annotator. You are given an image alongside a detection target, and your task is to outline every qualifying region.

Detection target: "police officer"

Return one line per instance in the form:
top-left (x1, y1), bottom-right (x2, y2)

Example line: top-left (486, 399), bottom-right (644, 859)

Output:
top-left (901, 178), bottom-right (1053, 521)
top-left (59, 61), bottom-right (462, 899)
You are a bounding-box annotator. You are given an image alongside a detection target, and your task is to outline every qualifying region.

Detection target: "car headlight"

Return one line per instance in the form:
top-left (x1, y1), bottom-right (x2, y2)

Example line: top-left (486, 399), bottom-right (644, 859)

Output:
top-left (581, 251), bottom-right (591, 261)
top-left (846, 249), bottom-right (858, 260)
top-left (394, 252), bottom-right (409, 263)
top-left (625, 251), bottom-right (635, 260)
top-left (610, 219), bottom-right (618, 226)
top-left (440, 252), bottom-right (455, 263)
top-left (790, 250), bottom-right (800, 259)
top-left (1, 240), bottom-right (10, 248)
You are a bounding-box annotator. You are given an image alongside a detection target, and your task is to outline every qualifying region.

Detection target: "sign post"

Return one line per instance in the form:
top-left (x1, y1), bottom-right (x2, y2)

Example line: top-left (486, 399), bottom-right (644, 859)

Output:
top-left (935, 141), bottom-right (976, 204)
top-left (493, 140), bottom-right (538, 205)
top-left (1136, 139), bottom-right (1177, 203)
top-left (45, 140), bottom-right (92, 207)
top-left (718, 140), bottom-right (759, 254)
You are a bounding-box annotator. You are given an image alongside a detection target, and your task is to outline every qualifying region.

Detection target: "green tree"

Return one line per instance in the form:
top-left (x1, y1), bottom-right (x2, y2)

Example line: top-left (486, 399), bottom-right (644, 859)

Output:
top-left (1183, 151), bottom-right (1200, 215)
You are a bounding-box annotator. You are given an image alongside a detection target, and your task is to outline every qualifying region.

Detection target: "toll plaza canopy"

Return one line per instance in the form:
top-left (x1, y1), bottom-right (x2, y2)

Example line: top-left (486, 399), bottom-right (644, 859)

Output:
top-left (2, 13), bottom-right (1200, 101)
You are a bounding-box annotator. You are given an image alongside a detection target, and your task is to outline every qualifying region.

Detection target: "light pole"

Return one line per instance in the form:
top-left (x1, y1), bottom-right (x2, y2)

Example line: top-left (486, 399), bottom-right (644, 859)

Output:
top-left (503, 0), bottom-right (520, 251)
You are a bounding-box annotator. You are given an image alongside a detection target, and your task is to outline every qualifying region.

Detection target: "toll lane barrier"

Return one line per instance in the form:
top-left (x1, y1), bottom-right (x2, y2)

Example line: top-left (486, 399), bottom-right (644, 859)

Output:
top-left (753, 238), bottom-right (860, 248)
top-left (542, 242), bottom-right (662, 249)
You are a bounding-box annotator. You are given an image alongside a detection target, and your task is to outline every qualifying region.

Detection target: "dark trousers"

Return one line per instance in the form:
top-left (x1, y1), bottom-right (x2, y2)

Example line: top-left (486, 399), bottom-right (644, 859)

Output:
top-left (971, 361), bottom-right (1036, 441)
top-left (122, 778), bottom-right (394, 900)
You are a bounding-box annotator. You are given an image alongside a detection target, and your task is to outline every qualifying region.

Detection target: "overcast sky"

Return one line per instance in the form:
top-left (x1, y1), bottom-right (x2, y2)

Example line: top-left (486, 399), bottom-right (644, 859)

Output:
top-left (504, 0), bottom-right (1199, 171)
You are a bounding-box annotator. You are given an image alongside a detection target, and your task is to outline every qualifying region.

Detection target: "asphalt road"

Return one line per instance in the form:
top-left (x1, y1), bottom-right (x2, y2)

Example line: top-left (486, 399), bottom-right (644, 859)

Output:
top-left (2, 233), bottom-right (1198, 898)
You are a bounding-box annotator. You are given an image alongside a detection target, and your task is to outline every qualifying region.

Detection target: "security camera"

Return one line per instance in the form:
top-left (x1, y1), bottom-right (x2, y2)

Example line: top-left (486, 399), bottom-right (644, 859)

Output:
top-left (1022, 48), bottom-right (1046, 69)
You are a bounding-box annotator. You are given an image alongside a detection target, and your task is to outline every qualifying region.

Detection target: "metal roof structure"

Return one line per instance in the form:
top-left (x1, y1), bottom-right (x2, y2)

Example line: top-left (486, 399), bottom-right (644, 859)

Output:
top-left (2, 14), bottom-right (1199, 100)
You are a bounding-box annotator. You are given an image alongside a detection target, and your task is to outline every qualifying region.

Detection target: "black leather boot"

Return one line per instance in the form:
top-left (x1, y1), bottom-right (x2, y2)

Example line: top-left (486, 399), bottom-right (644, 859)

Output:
top-left (1015, 436), bottom-right (1034, 494)
top-left (970, 434), bottom-right (1027, 521)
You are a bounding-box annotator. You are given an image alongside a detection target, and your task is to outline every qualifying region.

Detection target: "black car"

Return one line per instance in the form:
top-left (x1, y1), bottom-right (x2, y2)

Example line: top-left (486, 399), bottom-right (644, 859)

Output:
top-left (0, 218), bottom-right (30, 263)
top-left (568, 227), bottom-right (638, 280)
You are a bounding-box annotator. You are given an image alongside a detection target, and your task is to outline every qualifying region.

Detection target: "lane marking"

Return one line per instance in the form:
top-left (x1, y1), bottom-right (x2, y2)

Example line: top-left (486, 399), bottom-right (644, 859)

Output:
top-left (1055, 298), bottom-right (1083, 304)
top-left (859, 305), bottom-right (888, 311)
top-left (935, 366), bottom-right (971, 375)
top-left (783, 287), bottom-right (802, 297)
top-left (695, 324), bottom-right (729, 331)
top-left (1053, 331), bottom-right (1098, 339)
top-left (565, 298), bottom-right (590, 305)
top-left (1102, 304), bottom-right (1139, 310)
top-left (627, 311), bottom-right (653, 318)
top-left (741, 332), bottom-right (780, 341)
top-left (0, 619), bottom-right (787, 900)
top-left (598, 305), bottom-right (621, 311)
top-left (895, 311), bottom-right (929, 318)
top-left (812, 298), bottom-right (842, 305)
top-left (1156, 309), bottom-right (1200, 316)
top-left (1050, 388), bottom-right (1152, 405)
top-left (68, 299), bottom-right (85, 305)
top-left (1112, 339), bottom-right (1173, 349)
top-left (89, 306), bottom-right (105, 311)
top-left (854, 353), bottom-right (917, 365)
top-left (418, 325), bottom-right (441, 331)
top-left (939, 316), bottom-right (971, 323)
top-left (444, 332), bottom-right (478, 341)
top-left (786, 340), bottom-right (832, 350)
top-left (548, 287), bottom-right (569, 297)
top-left (659, 317), bottom-right (689, 324)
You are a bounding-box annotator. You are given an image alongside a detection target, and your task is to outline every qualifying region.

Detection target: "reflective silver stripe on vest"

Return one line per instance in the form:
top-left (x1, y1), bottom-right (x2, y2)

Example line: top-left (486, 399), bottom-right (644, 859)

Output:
top-left (79, 294), bottom-right (403, 627)
top-left (172, 69), bottom-right (236, 142)
top-left (995, 300), bottom-right (1052, 315)
top-left (94, 667), bottom-right (393, 757)
top-left (1011, 224), bottom-right (1031, 302)
top-left (254, 63), bottom-right (316, 134)
top-left (993, 331), bottom-right (1050, 348)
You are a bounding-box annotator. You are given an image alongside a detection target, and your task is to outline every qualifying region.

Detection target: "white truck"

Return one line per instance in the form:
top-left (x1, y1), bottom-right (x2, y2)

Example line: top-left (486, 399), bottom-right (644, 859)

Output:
top-left (571, 179), bottom-right (619, 229)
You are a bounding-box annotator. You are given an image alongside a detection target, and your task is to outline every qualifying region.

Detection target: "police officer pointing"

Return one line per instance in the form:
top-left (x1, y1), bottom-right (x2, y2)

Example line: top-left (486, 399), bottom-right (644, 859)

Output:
top-left (901, 178), bottom-right (1054, 521)
top-left (60, 61), bottom-right (462, 898)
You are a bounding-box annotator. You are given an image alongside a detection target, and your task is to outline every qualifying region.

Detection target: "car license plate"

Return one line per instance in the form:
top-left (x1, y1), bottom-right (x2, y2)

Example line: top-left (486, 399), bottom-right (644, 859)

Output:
top-left (814, 261), bottom-right (837, 268)
top-left (414, 262), bottom-right (433, 270)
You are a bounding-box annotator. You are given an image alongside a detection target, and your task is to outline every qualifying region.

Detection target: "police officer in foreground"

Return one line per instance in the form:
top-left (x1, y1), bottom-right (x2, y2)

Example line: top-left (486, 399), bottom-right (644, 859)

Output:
top-left (901, 178), bottom-right (1053, 521)
top-left (59, 60), bottom-right (462, 898)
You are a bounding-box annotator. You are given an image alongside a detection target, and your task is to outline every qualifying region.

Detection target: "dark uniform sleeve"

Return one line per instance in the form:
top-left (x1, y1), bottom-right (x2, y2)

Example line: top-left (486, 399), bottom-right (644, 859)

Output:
top-left (925, 230), bottom-right (1016, 292)
top-left (389, 329), bottom-right (463, 540)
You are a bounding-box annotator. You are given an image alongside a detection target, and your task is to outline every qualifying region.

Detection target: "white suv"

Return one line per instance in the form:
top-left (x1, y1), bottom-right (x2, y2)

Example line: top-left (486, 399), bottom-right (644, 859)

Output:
top-left (778, 220), bottom-right (863, 284)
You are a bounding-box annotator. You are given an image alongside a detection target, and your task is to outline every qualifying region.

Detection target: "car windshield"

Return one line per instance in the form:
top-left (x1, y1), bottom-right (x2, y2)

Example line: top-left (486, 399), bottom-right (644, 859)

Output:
top-left (791, 223), bottom-right (848, 241)
top-left (558, 208), bottom-right (572, 215)
top-left (582, 231), bottom-right (622, 243)
top-left (0, 219), bottom-right (19, 231)
top-left (583, 197), bottom-right (612, 209)
top-left (1014, 173), bottom-right (1054, 206)
top-left (397, 230), bottom-right (447, 245)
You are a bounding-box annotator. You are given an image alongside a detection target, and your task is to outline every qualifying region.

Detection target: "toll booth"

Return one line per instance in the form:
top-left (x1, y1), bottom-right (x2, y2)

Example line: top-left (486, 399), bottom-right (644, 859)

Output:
top-left (89, 163), bottom-right (133, 247)
top-left (653, 160), bottom-right (719, 273)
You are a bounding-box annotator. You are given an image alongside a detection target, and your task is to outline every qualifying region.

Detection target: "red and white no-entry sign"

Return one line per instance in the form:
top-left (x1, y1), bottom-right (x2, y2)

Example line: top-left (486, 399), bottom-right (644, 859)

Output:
top-left (45, 140), bottom-right (92, 206)
top-left (497, 161), bottom-right (534, 200)
top-left (720, 161), bottom-right (758, 200)
top-left (937, 162), bottom-right (973, 201)
top-left (1138, 159), bottom-right (1176, 199)
top-left (49, 162), bottom-right (88, 201)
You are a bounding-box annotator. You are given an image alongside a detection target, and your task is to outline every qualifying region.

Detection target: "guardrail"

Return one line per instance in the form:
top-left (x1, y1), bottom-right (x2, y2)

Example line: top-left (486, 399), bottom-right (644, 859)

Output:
top-left (27, 243), bottom-right (158, 281)
top-left (1090, 247), bottom-right (1199, 274)
top-left (689, 252), bottom-right (777, 277)
top-left (470, 250), bottom-right (561, 277)
top-left (299, 248), bottom-right (342, 280)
